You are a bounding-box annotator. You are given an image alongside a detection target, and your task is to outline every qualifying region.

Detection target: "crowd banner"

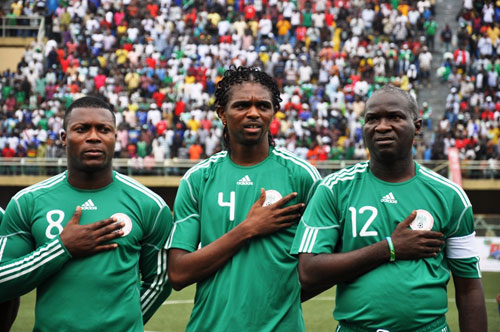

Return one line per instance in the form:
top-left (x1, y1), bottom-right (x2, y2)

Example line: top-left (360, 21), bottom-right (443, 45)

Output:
top-left (475, 237), bottom-right (500, 272)
top-left (448, 147), bottom-right (462, 187)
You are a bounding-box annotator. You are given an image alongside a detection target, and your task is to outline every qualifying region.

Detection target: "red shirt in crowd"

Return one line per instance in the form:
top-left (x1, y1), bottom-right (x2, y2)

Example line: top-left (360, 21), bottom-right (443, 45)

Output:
top-left (185, 8), bottom-right (197, 25)
top-left (94, 74), bottom-right (107, 90)
top-left (60, 58), bottom-right (70, 73)
top-left (156, 120), bottom-right (168, 135)
top-left (269, 117), bottom-right (280, 136)
top-left (2, 146), bottom-right (15, 158)
top-left (146, 57), bottom-right (156, 69)
top-left (296, 26), bottom-right (307, 41)
top-left (175, 100), bottom-right (186, 117)
top-left (481, 110), bottom-right (494, 121)
top-left (244, 5), bottom-right (256, 20)
top-left (146, 3), bottom-right (159, 18)
top-left (123, 43), bottom-right (133, 52)
top-left (152, 91), bottom-right (165, 107)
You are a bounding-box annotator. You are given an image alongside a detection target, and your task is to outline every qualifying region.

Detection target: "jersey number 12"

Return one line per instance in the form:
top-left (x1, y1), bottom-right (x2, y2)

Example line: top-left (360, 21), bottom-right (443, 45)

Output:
top-left (349, 206), bottom-right (378, 237)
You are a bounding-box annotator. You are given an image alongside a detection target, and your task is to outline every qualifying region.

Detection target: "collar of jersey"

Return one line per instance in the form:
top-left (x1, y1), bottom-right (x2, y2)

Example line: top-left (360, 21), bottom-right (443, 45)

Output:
top-left (226, 147), bottom-right (273, 169)
top-left (64, 170), bottom-right (117, 192)
top-left (367, 161), bottom-right (421, 186)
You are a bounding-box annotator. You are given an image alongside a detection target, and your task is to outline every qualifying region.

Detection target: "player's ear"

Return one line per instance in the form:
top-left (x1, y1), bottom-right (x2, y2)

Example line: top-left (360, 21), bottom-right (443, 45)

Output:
top-left (217, 106), bottom-right (226, 124)
top-left (60, 129), bottom-right (67, 146)
top-left (414, 118), bottom-right (422, 136)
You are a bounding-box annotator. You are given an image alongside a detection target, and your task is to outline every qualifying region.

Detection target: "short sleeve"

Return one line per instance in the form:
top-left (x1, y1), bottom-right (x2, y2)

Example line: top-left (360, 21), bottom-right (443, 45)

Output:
top-left (291, 183), bottom-right (341, 254)
top-left (445, 201), bottom-right (481, 278)
top-left (166, 178), bottom-right (201, 252)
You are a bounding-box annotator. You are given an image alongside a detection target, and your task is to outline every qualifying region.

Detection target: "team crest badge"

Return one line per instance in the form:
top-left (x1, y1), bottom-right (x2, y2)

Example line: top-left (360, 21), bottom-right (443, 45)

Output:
top-left (411, 209), bottom-right (434, 231)
top-left (263, 189), bottom-right (282, 207)
top-left (111, 213), bottom-right (133, 237)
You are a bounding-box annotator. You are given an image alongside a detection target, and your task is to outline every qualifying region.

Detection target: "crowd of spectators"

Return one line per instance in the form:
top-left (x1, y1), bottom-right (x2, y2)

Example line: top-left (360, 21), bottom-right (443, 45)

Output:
top-left (430, 0), bottom-right (500, 178)
top-left (0, 0), bottom-right (498, 178)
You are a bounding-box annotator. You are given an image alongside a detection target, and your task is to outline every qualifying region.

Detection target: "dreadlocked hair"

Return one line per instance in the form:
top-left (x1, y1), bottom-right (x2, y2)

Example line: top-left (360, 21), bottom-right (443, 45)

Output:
top-left (215, 65), bottom-right (282, 151)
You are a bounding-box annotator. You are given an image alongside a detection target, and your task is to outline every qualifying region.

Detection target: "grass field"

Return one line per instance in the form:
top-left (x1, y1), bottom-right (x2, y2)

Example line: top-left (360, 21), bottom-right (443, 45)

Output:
top-left (11, 272), bottom-right (499, 331)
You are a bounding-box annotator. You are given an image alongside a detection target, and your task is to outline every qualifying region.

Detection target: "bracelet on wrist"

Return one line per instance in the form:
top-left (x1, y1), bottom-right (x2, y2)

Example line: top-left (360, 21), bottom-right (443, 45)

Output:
top-left (385, 236), bottom-right (396, 262)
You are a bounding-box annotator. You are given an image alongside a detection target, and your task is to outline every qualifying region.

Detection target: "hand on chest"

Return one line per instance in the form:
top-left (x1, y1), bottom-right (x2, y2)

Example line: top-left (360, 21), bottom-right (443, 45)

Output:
top-left (204, 172), bottom-right (295, 225)
top-left (343, 188), bottom-right (441, 242)
top-left (31, 196), bottom-right (142, 246)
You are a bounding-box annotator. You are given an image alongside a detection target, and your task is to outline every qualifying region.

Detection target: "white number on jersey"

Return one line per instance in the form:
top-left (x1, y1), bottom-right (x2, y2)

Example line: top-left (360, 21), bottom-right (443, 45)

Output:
top-left (46, 210), bottom-right (65, 239)
top-left (218, 191), bottom-right (235, 221)
top-left (350, 206), bottom-right (378, 238)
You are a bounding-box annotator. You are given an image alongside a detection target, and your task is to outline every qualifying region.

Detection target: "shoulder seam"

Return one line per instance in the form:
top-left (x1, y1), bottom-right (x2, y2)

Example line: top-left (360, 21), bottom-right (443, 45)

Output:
top-left (418, 167), bottom-right (471, 208)
top-left (272, 148), bottom-right (321, 181)
top-left (323, 162), bottom-right (368, 188)
top-left (183, 151), bottom-right (227, 180)
top-left (13, 173), bottom-right (66, 200)
top-left (115, 173), bottom-right (166, 209)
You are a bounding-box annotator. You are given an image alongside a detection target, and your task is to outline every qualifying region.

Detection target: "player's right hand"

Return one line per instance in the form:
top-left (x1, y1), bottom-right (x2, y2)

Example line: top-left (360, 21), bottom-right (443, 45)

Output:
top-left (390, 210), bottom-right (444, 260)
top-left (60, 206), bottom-right (124, 257)
top-left (242, 188), bottom-right (305, 237)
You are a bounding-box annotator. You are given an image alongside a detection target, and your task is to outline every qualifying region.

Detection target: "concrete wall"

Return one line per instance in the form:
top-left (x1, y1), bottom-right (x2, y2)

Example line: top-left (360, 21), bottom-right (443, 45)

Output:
top-left (0, 45), bottom-right (28, 72)
top-left (0, 37), bottom-right (37, 72)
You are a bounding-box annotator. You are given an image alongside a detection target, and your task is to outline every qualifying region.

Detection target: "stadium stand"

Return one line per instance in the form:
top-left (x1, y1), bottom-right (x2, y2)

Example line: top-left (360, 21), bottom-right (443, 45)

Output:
top-left (0, 0), bottom-right (498, 179)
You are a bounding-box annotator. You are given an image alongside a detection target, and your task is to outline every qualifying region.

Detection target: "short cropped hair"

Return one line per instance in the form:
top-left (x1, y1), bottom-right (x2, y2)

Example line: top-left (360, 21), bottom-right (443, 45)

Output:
top-left (369, 85), bottom-right (419, 120)
top-left (63, 96), bottom-right (115, 129)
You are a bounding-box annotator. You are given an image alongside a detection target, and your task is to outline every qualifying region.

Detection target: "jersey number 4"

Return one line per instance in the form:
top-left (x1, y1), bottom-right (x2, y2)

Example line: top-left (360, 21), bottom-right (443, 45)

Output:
top-left (218, 191), bottom-right (235, 221)
top-left (349, 206), bottom-right (378, 237)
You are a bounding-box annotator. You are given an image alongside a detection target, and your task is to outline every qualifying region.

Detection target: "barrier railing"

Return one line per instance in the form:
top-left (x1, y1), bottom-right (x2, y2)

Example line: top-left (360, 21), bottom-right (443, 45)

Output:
top-left (475, 214), bottom-right (500, 237)
top-left (0, 15), bottom-right (44, 38)
top-left (1, 158), bottom-right (499, 179)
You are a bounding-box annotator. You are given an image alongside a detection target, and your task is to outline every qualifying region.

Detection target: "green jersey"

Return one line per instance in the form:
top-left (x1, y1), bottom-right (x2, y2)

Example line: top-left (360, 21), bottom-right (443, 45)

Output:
top-left (424, 20), bottom-right (438, 36)
top-left (292, 162), bottom-right (480, 331)
top-left (167, 147), bottom-right (321, 332)
top-left (0, 171), bottom-right (172, 331)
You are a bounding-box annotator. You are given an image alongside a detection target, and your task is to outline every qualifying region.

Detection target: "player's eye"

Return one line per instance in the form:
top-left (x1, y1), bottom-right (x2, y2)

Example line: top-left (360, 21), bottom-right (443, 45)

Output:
top-left (258, 102), bottom-right (272, 110)
top-left (389, 114), bottom-right (404, 120)
top-left (232, 102), bottom-right (244, 109)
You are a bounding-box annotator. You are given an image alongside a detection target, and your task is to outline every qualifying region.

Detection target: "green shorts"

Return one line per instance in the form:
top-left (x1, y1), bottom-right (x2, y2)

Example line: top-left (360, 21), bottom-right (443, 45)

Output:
top-left (335, 316), bottom-right (450, 332)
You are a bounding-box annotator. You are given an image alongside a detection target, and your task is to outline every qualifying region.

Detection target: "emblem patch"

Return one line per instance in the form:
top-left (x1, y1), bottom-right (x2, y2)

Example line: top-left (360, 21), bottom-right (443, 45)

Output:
top-left (263, 190), bottom-right (283, 207)
top-left (111, 213), bottom-right (133, 237)
top-left (411, 209), bottom-right (434, 231)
